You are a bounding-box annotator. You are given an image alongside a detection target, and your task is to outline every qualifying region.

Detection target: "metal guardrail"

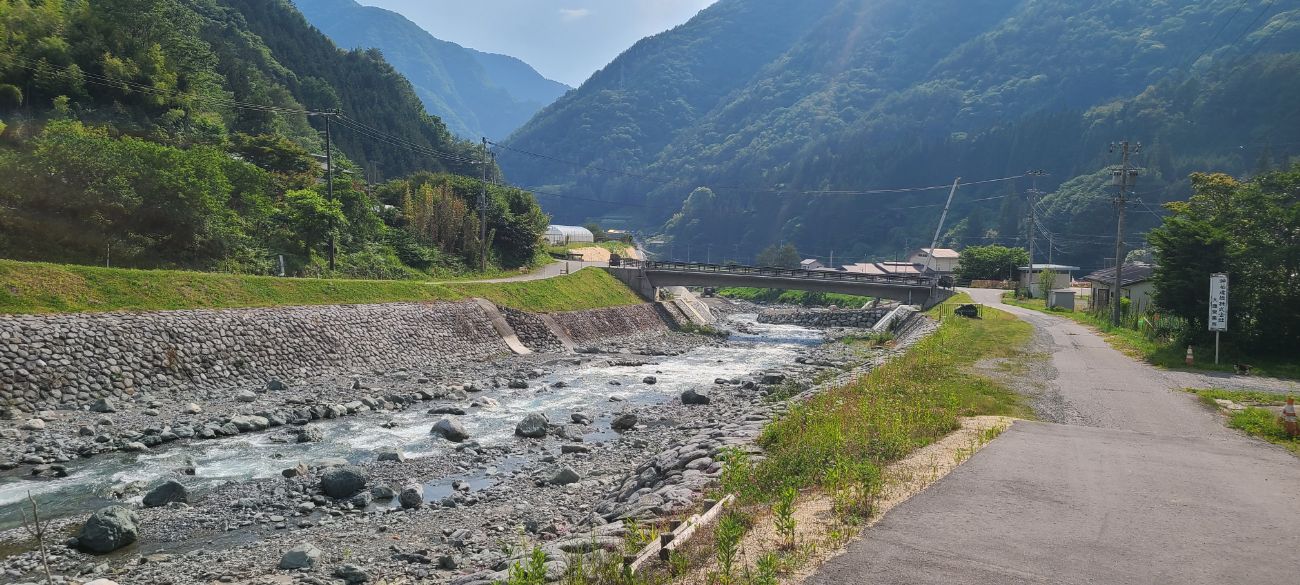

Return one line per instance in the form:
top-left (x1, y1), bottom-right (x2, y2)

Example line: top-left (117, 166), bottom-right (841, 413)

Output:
top-left (624, 260), bottom-right (939, 287)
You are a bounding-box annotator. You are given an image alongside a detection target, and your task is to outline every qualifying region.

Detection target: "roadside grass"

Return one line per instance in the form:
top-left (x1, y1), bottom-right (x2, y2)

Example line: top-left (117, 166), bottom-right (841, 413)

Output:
top-left (0, 260), bottom-right (641, 314)
top-left (1188, 389), bottom-right (1299, 456)
top-left (545, 241), bottom-right (635, 256)
top-left (1002, 294), bottom-right (1300, 380)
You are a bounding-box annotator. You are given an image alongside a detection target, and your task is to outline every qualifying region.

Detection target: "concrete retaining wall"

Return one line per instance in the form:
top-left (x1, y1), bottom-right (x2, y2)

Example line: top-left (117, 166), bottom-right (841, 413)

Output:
top-left (0, 301), bottom-right (670, 414)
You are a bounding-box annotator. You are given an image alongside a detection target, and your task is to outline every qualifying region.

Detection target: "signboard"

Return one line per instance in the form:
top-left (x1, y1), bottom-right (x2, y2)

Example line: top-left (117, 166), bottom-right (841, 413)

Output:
top-left (1208, 273), bottom-right (1228, 332)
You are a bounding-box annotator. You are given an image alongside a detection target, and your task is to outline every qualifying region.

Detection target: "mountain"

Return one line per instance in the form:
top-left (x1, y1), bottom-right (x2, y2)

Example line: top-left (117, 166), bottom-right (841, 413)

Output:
top-left (501, 0), bottom-right (1300, 270)
top-left (293, 0), bottom-right (570, 140)
top-left (0, 0), bottom-right (545, 275)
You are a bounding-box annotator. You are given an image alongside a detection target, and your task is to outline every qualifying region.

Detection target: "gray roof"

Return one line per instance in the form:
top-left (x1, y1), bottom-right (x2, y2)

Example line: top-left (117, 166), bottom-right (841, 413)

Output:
top-left (1018, 264), bottom-right (1081, 272)
top-left (1084, 263), bottom-right (1155, 287)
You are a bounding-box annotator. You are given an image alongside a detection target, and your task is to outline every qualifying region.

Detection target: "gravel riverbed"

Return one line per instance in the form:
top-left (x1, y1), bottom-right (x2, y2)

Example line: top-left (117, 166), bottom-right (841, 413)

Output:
top-left (0, 306), bottom-right (934, 585)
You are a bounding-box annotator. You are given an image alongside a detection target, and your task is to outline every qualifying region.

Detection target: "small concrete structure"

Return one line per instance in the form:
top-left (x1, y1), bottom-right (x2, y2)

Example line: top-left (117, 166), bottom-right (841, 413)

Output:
top-left (1047, 289), bottom-right (1076, 311)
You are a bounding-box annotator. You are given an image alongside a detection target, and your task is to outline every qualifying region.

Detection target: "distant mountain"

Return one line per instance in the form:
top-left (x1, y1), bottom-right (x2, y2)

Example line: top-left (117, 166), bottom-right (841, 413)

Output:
top-left (501, 0), bottom-right (1300, 270)
top-left (294, 0), bottom-right (570, 140)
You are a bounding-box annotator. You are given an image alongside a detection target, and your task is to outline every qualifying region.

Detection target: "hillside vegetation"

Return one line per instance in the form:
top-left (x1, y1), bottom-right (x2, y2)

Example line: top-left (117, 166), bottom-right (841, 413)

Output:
top-left (295, 0), bottom-right (568, 140)
top-left (502, 0), bottom-right (1300, 271)
top-left (0, 260), bottom-right (642, 314)
top-left (0, 0), bottom-right (547, 278)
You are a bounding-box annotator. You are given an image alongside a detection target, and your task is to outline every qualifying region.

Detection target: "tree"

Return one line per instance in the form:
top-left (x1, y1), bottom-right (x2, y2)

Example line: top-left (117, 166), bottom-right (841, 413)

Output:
top-left (757, 243), bottom-right (800, 268)
top-left (1149, 168), bottom-right (1300, 354)
top-left (954, 245), bottom-right (1028, 281)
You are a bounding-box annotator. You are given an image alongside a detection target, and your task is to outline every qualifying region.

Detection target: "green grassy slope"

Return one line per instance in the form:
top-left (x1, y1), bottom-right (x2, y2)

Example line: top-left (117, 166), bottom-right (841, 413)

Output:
top-left (0, 260), bottom-right (641, 314)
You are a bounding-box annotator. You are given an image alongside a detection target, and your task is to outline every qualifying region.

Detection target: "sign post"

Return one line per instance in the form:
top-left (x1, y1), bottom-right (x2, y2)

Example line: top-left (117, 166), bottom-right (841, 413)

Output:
top-left (1208, 273), bottom-right (1229, 364)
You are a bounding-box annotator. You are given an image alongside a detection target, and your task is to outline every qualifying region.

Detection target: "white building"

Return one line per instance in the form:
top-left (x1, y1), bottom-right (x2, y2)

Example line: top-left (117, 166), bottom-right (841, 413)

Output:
top-left (543, 225), bottom-right (594, 246)
top-left (909, 248), bottom-right (960, 274)
top-left (800, 258), bottom-right (824, 270)
top-left (1019, 264), bottom-right (1080, 297)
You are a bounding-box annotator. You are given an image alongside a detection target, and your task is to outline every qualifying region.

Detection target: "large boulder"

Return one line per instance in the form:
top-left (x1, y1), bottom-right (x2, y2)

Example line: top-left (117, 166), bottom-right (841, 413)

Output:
top-left (229, 415), bottom-right (270, 432)
top-left (514, 413), bottom-right (549, 438)
top-left (90, 397), bottom-right (117, 413)
top-left (431, 418), bottom-right (469, 442)
top-left (142, 480), bottom-right (188, 508)
top-left (296, 426), bottom-right (324, 443)
top-left (549, 467), bottom-right (581, 486)
top-left (279, 542), bottom-right (322, 569)
top-left (681, 388), bottom-right (711, 405)
top-left (236, 390), bottom-right (257, 403)
top-left (376, 448), bottom-right (405, 463)
top-left (320, 466), bottom-right (367, 498)
top-left (610, 413), bottom-right (638, 431)
top-left (78, 506), bottom-right (140, 553)
top-left (399, 485), bottom-right (423, 509)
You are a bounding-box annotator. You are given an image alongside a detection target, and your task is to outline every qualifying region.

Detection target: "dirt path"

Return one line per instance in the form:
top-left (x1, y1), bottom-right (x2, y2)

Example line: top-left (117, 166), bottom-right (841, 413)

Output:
top-left (807, 288), bottom-right (1300, 585)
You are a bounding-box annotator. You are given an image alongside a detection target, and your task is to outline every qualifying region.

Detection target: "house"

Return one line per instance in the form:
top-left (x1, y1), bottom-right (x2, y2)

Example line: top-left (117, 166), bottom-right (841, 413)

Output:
top-left (1018, 264), bottom-right (1080, 297)
top-left (1084, 263), bottom-right (1156, 313)
top-left (800, 258), bottom-right (824, 270)
top-left (908, 248), bottom-right (960, 274)
top-left (543, 225), bottom-right (594, 246)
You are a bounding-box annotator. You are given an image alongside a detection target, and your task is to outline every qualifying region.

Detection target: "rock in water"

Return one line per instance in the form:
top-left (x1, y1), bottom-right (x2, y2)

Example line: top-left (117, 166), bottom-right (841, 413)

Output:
top-left (611, 413), bottom-right (638, 431)
top-left (399, 485), bottom-right (423, 509)
top-left (515, 413), bottom-right (549, 438)
top-left (642, 376), bottom-right (657, 384)
top-left (142, 480), bottom-right (188, 508)
top-left (320, 466), bottom-right (367, 498)
top-left (279, 542), bottom-right (322, 569)
top-left (571, 413), bottom-right (592, 425)
top-left (681, 388), bottom-right (711, 405)
top-left (431, 418), bottom-right (469, 442)
top-left (550, 467), bottom-right (581, 485)
top-left (296, 426), bottom-right (324, 443)
top-left (78, 506), bottom-right (140, 553)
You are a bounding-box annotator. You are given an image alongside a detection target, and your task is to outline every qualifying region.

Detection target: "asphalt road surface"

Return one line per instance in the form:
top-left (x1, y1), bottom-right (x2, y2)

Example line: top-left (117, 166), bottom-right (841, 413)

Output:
top-left (810, 288), bottom-right (1300, 585)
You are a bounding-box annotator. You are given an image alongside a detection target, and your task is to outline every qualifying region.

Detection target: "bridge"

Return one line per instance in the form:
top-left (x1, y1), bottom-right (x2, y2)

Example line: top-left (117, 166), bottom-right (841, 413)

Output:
top-left (606, 260), bottom-right (952, 307)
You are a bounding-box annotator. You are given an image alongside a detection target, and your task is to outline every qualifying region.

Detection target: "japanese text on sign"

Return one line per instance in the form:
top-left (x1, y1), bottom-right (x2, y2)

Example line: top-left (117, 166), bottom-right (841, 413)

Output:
top-left (1208, 273), bottom-right (1228, 332)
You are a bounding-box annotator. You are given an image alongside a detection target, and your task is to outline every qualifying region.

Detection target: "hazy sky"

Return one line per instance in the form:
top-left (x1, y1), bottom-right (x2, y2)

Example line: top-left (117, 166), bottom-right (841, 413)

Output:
top-left (360, 0), bottom-right (717, 86)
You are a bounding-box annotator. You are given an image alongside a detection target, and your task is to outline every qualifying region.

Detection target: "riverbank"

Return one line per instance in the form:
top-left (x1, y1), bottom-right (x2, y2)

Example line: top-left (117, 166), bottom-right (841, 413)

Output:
top-left (0, 297), bottom-right (924, 584)
top-left (0, 261), bottom-right (640, 315)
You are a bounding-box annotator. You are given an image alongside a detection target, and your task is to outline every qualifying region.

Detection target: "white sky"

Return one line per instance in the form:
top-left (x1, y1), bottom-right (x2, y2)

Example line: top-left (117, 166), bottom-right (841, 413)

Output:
top-left (360, 0), bottom-right (718, 86)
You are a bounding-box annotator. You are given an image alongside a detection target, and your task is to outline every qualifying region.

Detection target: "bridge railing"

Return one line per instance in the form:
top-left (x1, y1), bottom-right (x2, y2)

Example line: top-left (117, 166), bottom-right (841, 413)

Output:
top-left (624, 260), bottom-right (939, 287)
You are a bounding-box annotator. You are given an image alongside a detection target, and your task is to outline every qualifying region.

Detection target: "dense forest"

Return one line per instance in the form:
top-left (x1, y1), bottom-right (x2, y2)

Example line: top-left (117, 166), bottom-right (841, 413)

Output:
top-left (0, 0), bottom-right (546, 276)
top-left (501, 0), bottom-right (1300, 271)
top-left (294, 0), bottom-right (569, 141)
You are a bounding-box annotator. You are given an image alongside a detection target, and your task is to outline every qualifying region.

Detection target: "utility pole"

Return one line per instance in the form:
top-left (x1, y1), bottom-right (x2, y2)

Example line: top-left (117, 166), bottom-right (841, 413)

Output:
top-left (480, 137), bottom-right (489, 273)
top-left (1025, 170), bottom-right (1047, 297)
top-left (829, 250), bottom-right (834, 270)
top-left (1109, 141), bottom-right (1140, 326)
top-left (325, 112), bottom-right (336, 271)
top-left (924, 178), bottom-right (961, 275)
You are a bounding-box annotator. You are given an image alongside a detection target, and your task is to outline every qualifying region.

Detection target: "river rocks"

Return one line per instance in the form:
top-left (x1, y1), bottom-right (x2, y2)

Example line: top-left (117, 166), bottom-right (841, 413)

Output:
top-left (611, 413), bottom-right (638, 431)
top-left (571, 413), bottom-right (592, 425)
top-left (266, 378), bottom-right (287, 391)
top-left (561, 444), bottom-right (591, 454)
top-left (377, 448), bottom-right (405, 462)
top-left (515, 413), bottom-right (550, 438)
top-left (142, 480), bottom-right (189, 507)
top-left (371, 485), bottom-right (397, 500)
top-left (334, 564), bottom-right (370, 584)
top-left (182, 402), bottom-right (202, 414)
top-left (19, 418), bottom-right (45, 431)
top-left (642, 376), bottom-right (657, 384)
top-left (91, 397), bottom-right (118, 413)
top-left (296, 425), bottom-right (324, 443)
top-left (279, 542), bottom-right (322, 569)
top-left (549, 467), bottom-right (581, 486)
top-left (681, 388), bottom-right (711, 405)
top-left (429, 406), bottom-right (467, 415)
top-left (236, 390), bottom-right (257, 403)
top-left (282, 463), bottom-right (309, 478)
top-left (320, 466), bottom-right (368, 498)
top-left (761, 372), bottom-right (787, 384)
top-left (399, 485), bottom-right (423, 509)
top-left (123, 441), bottom-right (148, 452)
top-left (230, 415), bottom-right (270, 432)
top-left (432, 417), bottom-right (470, 442)
top-left (78, 506), bottom-right (140, 553)
top-left (507, 379), bottom-right (529, 389)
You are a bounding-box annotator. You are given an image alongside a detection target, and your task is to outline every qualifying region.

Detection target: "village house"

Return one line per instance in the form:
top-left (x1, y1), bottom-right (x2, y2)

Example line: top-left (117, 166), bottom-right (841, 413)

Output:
top-left (1084, 263), bottom-right (1156, 313)
top-left (907, 247), bottom-right (960, 274)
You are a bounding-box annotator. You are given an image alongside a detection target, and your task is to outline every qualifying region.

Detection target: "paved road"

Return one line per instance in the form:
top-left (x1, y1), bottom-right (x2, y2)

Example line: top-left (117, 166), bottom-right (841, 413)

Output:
top-left (432, 260), bottom-right (606, 284)
top-left (810, 288), bottom-right (1300, 585)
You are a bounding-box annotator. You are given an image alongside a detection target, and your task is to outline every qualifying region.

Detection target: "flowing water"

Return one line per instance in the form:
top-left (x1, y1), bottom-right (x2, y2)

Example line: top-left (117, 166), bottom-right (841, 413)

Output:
top-left (0, 315), bottom-right (822, 530)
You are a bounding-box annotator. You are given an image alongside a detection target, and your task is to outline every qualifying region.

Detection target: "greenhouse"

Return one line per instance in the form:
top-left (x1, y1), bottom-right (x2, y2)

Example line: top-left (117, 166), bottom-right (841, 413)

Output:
top-left (544, 225), bottom-right (595, 246)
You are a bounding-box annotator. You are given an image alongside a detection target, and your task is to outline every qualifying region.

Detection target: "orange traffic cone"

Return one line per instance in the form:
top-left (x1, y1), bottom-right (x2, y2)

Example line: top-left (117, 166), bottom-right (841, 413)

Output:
top-left (1185, 345), bottom-right (1194, 366)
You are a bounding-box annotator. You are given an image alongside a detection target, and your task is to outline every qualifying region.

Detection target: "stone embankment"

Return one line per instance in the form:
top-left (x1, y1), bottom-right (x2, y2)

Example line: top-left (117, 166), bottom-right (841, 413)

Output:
top-left (756, 306), bottom-right (893, 328)
top-left (0, 301), bottom-right (670, 416)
